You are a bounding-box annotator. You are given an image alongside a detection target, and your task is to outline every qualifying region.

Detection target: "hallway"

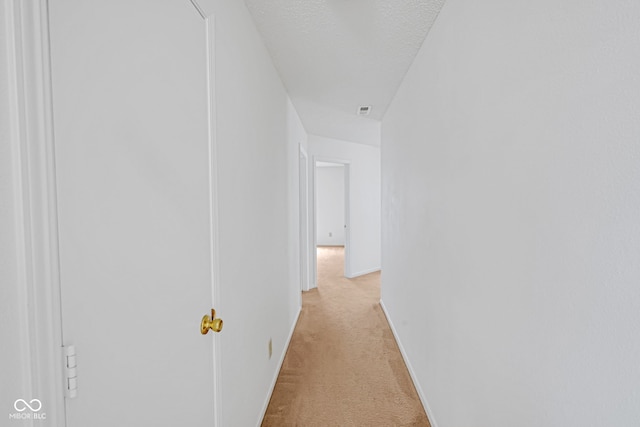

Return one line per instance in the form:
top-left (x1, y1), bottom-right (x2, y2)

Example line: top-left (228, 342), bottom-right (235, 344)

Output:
top-left (3, 1), bottom-right (640, 425)
top-left (262, 247), bottom-right (429, 426)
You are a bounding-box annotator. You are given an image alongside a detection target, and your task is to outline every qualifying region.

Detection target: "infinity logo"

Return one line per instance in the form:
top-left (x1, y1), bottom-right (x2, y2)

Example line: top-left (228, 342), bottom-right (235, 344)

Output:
top-left (14, 399), bottom-right (42, 412)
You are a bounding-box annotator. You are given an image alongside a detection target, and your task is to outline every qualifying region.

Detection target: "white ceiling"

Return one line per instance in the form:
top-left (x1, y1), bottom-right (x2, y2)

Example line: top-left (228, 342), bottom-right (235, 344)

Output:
top-left (243, 0), bottom-right (446, 146)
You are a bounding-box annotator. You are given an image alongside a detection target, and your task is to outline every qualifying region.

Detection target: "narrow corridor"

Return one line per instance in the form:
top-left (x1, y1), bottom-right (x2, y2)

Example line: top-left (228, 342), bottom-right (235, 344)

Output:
top-left (262, 247), bottom-right (429, 426)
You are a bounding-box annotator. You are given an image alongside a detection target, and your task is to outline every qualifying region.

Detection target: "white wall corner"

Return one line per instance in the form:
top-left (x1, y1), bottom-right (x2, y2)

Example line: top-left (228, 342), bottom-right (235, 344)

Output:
top-left (346, 266), bottom-right (381, 279)
top-left (379, 300), bottom-right (439, 427)
top-left (256, 305), bottom-right (302, 427)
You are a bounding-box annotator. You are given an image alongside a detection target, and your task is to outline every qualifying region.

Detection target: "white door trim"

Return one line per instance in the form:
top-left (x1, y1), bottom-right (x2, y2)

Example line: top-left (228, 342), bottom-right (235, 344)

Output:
top-left (205, 15), bottom-right (223, 427)
top-left (343, 164), bottom-right (352, 278)
top-left (7, 0), bottom-right (66, 425)
top-left (311, 156), bottom-right (352, 284)
top-left (298, 146), bottom-right (309, 293)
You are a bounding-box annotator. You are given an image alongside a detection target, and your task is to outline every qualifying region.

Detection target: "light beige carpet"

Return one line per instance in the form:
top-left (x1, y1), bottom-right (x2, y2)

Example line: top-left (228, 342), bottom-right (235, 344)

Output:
top-left (262, 246), bottom-right (430, 427)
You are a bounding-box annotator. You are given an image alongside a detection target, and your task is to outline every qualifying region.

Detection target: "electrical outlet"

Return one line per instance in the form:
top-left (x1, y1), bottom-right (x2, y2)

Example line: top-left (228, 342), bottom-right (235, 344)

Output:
top-left (268, 338), bottom-right (272, 360)
top-left (329, 232), bottom-right (332, 237)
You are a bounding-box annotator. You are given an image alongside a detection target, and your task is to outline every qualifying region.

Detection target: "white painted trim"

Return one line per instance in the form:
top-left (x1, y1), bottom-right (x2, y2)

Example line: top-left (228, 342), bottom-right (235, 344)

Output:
top-left (5, 2), bottom-right (34, 424)
top-left (313, 156), bottom-right (352, 165)
top-left (343, 164), bottom-right (351, 278)
top-left (311, 156), bottom-right (352, 284)
top-left (299, 145), bottom-right (310, 293)
top-left (347, 266), bottom-right (381, 278)
top-left (8, 0), bottom-right (66, 425)
top-left (256, 306), bottom-right (302, 427)
top-left (310, 159), bottom-right (317, 289)
top-left (379, 300), bottom-right (439, 427)
top-left (299, 145), bottom-right (308, 158)
top-left (205, 15), bottom-right (223, 427)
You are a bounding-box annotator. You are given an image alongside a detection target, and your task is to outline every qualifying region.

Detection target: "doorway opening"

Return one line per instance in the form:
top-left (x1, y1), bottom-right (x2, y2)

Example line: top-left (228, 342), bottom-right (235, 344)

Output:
top-left (312, 158), bottom-right (351, 285)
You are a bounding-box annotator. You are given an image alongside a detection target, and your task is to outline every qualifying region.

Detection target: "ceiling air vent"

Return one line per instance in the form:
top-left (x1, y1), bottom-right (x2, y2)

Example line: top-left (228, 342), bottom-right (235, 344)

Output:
top-left (357, 105), bottom-right (371, 116)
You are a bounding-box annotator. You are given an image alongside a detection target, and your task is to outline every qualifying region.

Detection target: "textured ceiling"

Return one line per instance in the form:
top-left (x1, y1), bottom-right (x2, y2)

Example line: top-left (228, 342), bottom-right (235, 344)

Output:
top-left (243, 0), bottom-right (446, 146)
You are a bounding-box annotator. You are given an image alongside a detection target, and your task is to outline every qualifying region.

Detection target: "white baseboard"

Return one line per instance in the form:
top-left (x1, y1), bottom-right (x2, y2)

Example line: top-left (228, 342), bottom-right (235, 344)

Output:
top-left (346, 266), bottom-right (381, 278)
top-left (379, 299), bottom-right (439, 427)
top-left (256, 306), bottom-right (302, 427)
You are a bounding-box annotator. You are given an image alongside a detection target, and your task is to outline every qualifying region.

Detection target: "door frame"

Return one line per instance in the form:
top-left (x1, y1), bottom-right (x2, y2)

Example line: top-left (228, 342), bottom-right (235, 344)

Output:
top-left (311, 156), bottom-right (352, 284)
top-left (298, 146), bottom-right (310, 293)
top-left (5, 0), bottom-right (66, 424)
top-left (12, 2), bottom-right (222, 426)
top-left (204, 14), bottom-right (223, 427)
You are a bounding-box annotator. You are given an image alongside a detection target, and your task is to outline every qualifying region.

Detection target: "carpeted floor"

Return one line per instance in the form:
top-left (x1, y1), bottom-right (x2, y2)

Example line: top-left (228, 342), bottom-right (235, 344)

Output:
top-left (261, 246), bottom-right (430, 427)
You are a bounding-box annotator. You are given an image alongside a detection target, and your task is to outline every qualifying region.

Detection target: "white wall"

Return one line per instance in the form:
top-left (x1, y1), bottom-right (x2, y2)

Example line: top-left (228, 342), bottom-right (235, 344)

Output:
top-left (316, 165), bottom-right (345, 246)
top-left (297, 100), bottom-right (381, 147)
top-left (0, 0), bottom-right (29, 413)
top-left (198, 2), bottom-right (307, 425)
top-left (308, 135), bottom-right (381, 280)
top-left (381, 1), bottom-right (640, 426)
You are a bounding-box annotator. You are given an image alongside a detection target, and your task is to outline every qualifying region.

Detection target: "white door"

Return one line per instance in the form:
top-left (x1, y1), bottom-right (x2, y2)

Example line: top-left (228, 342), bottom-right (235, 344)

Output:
top-left (49, 1), bottom-right (219, 426)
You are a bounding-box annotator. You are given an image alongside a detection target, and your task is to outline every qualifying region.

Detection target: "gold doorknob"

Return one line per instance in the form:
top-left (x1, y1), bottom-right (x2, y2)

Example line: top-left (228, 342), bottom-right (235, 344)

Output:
top-left (201, 309), bottom-right (223, 334)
